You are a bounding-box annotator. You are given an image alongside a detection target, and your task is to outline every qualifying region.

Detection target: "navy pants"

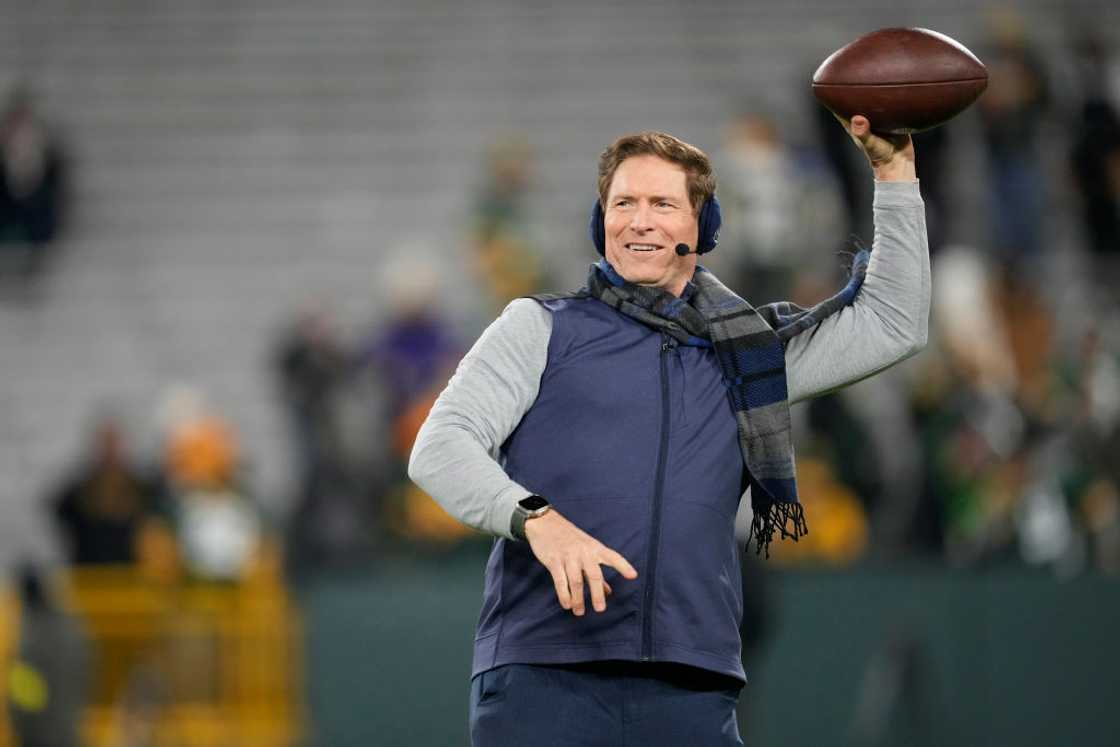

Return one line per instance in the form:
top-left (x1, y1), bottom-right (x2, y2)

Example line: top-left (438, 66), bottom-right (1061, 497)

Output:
top-left (469, 661), bottom-right (744, 746)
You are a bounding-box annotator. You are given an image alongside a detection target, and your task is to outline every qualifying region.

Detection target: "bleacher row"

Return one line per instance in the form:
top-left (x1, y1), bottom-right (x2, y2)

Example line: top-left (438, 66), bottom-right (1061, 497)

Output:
top-left (0, 0), bottom-right (1089, 565)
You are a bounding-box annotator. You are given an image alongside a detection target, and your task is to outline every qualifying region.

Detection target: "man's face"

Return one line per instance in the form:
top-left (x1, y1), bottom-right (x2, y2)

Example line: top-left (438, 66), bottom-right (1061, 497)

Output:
top-left (603, 155), bottom-right (700, 297)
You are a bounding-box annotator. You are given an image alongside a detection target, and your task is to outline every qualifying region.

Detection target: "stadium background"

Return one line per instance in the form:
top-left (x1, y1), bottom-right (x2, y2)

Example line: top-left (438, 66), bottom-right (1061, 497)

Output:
top-left (1, 0), bottom-right (1118, 745)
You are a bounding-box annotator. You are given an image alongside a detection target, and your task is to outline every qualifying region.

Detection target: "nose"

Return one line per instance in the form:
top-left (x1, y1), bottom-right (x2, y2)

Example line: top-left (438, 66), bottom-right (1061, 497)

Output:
top-left (629, 202), bottom-right (654, 232)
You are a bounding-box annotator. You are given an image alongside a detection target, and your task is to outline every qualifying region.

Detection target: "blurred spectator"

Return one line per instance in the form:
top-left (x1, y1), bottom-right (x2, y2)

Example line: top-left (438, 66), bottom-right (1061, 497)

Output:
top-left (161, 395), bottom-right (266, 583)
top-left (804, 392), bottom-right (884, 525)
top-left (51, 415), bottom-right (167, 566)
top-left (1071, 100), bottom-right (1120, 261)
top-left (474, 135), bottom-right (535, 238)
top-left (274, 305), bottom-right (391, 572)
top-left (0, 86), bottom-right (68, 276)
top-left (275, 304), bottom-right (350, 493)
top-left (1069, 31), bottom-right (1120, 276)
top-left (5, 564), bottom-right (89, 747)
top-left (1064, 323), bottom-right (1120, 573)
top-left (357, 264), bottom-right (462, 420)
top-left (357, 261), bottom-right (474, 548)
top-left (911, 248), bottom-right (1026, 564)
top-left (769, 457), bottom-right (870, 566)
top-left (721, 109), bottom-right (844, 302)
top-left (910, 126), bottom-right (952, 254)
top-left (286, 460), bottom-right (382, 573)
top-left (812, 85), bottom-right (867, 240)
top-left (976, 8), bottom-right (1050, 267)
top-left (470, 227), bottom-right (544, 313)
top-left (469, 136), bottom-right (548, 312)
top-left (929, 247), bottom-right (1019, 392)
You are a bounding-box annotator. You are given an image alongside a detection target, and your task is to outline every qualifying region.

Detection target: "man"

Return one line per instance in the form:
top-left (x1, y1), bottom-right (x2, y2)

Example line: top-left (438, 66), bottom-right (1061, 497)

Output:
top-left (52, 415), bottom-right (164, 566)
top-left (0, 87), bottom-right (68, 275)
top-left (409, 115), bottom-right (928, 745)
top-left (6, 565), bottom-right (89, 747)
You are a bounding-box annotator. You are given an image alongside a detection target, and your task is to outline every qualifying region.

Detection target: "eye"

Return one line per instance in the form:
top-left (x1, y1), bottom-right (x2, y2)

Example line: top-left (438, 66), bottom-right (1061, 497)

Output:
top-left (656, 200), bottom-right (676, 209)
top-left (613, 198), bottom-right (632, 208)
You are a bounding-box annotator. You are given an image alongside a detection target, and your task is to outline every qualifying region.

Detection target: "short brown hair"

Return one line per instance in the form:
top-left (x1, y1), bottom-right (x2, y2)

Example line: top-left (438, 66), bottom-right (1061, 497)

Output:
top-left (597, 131), bottom-right (716, 214)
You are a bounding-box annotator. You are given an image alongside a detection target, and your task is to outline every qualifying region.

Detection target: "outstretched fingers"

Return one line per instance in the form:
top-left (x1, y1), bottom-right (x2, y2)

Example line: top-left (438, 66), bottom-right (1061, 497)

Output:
top-left (585, 565), bottom-right (608, 613)
top-left (548, 564), bottom-right (572, 611)
top-left (525, 512), bottom-right (637, 616)
top-left (602, 548), bottom-right (639, 580)
top-left (575, 549), bottom-right (639, 616)
top-left (565, 557), bottom-right (586, 616)
top-left (548, 551), bottom-right (636, 616)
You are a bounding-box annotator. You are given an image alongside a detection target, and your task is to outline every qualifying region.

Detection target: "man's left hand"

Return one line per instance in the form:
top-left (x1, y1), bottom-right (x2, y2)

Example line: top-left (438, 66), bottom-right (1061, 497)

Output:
top-left (836, 113), bottom-right (916, 181)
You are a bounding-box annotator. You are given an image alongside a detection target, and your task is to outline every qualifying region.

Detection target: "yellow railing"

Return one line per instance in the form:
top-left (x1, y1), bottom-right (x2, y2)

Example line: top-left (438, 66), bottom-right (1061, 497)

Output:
top-left (1, 567), bottom-right (303, 747)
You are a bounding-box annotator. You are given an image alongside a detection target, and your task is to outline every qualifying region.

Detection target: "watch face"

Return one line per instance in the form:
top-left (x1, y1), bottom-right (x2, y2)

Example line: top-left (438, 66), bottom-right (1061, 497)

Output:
top-left (519, 495), bottom-right (549, 511)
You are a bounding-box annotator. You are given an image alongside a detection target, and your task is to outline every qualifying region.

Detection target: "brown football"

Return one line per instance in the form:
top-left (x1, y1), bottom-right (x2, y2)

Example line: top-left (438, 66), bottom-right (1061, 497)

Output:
top-left (812, 27), bottom-right (988, 134)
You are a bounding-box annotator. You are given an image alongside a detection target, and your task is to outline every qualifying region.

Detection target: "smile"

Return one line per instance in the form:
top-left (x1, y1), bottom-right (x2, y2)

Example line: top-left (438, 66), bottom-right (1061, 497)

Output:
top-left (626, 243), bottom-right (662, 252)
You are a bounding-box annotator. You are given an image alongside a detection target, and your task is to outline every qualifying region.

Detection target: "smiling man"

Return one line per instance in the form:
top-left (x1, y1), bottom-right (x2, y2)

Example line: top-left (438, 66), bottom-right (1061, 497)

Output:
top-left (409, 117), bottom-right (929, 746)
top-left (602, 152), bottom-right (703, 295)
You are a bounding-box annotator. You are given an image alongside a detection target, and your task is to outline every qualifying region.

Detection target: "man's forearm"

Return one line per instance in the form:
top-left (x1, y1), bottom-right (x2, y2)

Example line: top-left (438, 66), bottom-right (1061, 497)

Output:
top-left (784, 179), bottom-right (930, 402)
top-left (407, 299), bottom-right (552, 540)
top-left (409, 422), bottom-right (535, 540)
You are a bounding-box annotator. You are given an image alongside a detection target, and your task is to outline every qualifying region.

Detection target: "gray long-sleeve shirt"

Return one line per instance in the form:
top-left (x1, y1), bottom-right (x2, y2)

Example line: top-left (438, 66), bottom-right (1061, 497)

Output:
top-left (409, 180), bottom-right (929, 540)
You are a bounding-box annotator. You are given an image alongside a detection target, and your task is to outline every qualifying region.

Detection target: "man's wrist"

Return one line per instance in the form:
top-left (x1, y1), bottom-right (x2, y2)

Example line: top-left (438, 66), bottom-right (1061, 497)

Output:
top-left (510, 495), bottom-right (551, 540)
top-left (872, 157), bottom-right (917, 182)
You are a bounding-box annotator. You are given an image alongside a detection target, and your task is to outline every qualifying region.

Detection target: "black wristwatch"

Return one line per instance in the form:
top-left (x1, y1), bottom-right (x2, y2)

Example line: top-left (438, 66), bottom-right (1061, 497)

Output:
top-left (511, 495), bottom-right (551, 540)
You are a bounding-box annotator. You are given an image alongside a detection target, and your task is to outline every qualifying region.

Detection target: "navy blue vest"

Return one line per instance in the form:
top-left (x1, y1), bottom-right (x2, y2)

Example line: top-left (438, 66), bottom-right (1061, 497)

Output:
top-left (473, 296), bottom-right (749, 682)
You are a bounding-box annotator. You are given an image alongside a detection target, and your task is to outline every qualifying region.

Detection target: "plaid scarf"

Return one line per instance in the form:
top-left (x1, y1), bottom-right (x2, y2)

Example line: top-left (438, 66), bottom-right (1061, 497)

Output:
top-left (550, 247), bottom-right (870, 556)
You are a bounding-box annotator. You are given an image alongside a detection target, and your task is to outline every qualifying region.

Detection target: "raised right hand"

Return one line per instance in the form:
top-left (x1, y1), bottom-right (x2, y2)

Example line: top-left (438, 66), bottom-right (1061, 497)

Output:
top-left (524, 510), bottom-right (638, 616)
top-left (834, 113), bottom-right (916, 181)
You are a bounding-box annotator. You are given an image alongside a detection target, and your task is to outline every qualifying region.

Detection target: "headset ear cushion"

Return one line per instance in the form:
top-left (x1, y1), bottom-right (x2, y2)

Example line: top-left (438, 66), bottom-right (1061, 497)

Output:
top-left (589, 199), bottom-right (606, 256)
top-left (697, 195), bottom-right (722, 254)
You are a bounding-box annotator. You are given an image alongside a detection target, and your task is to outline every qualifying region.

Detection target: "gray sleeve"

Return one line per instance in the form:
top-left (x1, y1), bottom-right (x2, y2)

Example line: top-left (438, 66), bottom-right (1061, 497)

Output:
top-left (407, 298), bottom-right (552, 539)
top-left (785, 180), bottom-right (930, 404)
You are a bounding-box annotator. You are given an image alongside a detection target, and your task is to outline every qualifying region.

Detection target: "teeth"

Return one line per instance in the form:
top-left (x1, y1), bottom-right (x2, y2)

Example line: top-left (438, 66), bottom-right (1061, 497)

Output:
top-left (628, 244), bottom-right (659, 252)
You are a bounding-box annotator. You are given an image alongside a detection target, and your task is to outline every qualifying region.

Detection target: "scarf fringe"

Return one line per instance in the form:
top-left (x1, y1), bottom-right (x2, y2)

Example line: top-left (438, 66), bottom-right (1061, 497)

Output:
top-left (747, 501), bottom-right (808, 558)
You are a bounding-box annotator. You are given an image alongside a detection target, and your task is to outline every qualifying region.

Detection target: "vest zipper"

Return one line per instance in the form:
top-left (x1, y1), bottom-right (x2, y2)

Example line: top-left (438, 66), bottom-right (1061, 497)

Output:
top-left (641, 333), bottom-right (674, 661)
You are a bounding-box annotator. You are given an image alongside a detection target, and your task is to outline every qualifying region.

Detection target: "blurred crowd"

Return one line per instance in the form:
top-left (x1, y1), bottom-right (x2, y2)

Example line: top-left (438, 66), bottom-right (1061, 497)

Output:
top-left (2, 7), bottom-right (1119, 746)
top-left (274, 9), bottom-right (1120, 578)
top-left (23, 10), bottom-right (1120, 585)
top-left (763, 12), bottom-right (1120, 576)
top-left (49, 391), bottom-right (275, 586)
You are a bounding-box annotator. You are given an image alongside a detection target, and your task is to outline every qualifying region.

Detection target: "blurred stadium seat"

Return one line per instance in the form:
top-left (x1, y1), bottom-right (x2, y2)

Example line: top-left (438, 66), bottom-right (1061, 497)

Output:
top-left (2, 567), bottom-right (303, 747)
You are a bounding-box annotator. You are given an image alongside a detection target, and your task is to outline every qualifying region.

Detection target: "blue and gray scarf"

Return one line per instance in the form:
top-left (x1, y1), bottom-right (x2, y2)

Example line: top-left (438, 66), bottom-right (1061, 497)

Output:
top-left (574, 247), bottom-right (870, 556)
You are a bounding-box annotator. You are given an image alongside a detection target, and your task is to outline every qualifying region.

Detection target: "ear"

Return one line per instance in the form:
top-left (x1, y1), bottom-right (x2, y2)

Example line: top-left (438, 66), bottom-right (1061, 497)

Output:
top-left (588, 198), bottom-right (606, 256)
